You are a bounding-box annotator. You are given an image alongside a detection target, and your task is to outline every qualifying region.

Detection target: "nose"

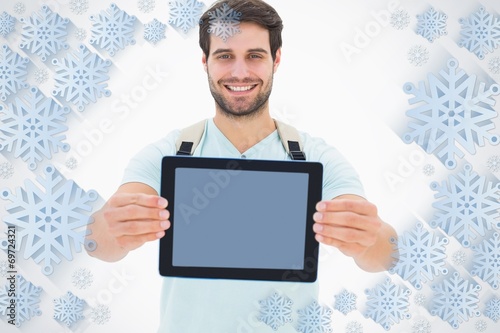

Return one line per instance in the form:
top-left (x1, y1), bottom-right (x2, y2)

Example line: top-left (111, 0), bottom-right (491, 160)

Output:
top-left (230, 58), bottom-right (250, 78)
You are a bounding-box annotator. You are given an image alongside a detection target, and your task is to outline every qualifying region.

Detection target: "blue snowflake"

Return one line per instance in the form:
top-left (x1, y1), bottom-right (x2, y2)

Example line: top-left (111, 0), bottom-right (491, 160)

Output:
top-left (19, 5), bottom-right (69, 62)
top-left (389, 222), bottom-right (449, 289)
top-left (0, 11), bottom-right (15, 37)
top-left (52, 44), bottom-right (111, 112)
top-left (411, 318), bottom-right (431, 333)
top-left (345, 321), bottom-right (363, 333)
top-left (490, 56), bottom-right (500, 75)
top-left (144, 18), bottom-right (166, 45)
top-left (258, 292), bottom-right (293, 331)
top-left (402, 58), bottom-right (500, 170)
top-left (416, 7), bottom-right (447, 42)
top-left (0, 165), bottom-right (98, 275)
top-left (458, 7), bottom-right (500, 60)
top-left (296, 300), bottom-right (333, 333)
top-left (471, 232), bottom-right (500, 289)
top-left (0, 275), bottom-right (42, 327)
top-left (431, 272), bottom-right (481, 329)
top-left (69, 0), bottom-right (89, 15)
top-left (0, 162), bottom-right (14, 179)
top-left (89, 304), bottom-right (111, 325)
top-left (407, 45), bottom-right (429, 67)
top-left (484, 297), bottom-right (500, 322)
top-left (71, 267), bottom-right (93, 290)
top-left (364, 278), bottom-right (411, 330)
top-left (487, 154), bottom-right (500, 172)
top-left (53, 291), bottom-right (85, 327)
top-left (429, 163), bottom-right (500, 247)
top-left (0, 86), bottom-right (70, 170)
top-left (207, 2), bottom-right (241, 42)
top-left (475, 319), bottom-right (487, 332)
top-left (390, 9), bottom-right (410, 30)
top-left (89, 3), bottom-right (136, 57)
top-left (334, 289), bottom-right (356, 315)
top-left (168, 0), bottom-right (204, 34)
top-left (0, 44), bottom-right (29, 102)
top-left (138, 0), bottom-right (155, 13)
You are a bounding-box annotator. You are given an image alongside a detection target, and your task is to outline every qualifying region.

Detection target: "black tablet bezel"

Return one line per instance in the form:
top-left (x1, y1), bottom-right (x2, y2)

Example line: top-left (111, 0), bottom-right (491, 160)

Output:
top-left (159, 156), bottom-right (323, 282)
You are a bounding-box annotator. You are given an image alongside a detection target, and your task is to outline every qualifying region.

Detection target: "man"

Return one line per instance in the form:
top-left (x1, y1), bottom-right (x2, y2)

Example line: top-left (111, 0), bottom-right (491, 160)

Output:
top-left (87, 0), bottom-right (397, 331)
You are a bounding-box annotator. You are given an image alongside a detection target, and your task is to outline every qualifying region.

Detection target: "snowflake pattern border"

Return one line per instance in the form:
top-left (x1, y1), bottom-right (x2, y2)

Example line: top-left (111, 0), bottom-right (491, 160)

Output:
top-left (487, 155), bottom-right (500, 173)
top-left (364, 278), bottom-right (411, 330)
top-left (430, 163), bottom-right (500, 247)
top-left (390, 9), bottom-right (410, 30)
top-left (470, 232), bottom-right (500, 289)
top-left (431, 272), bottom-right (481, 329)
top-left (144, 18), bottom-right (166, 45)
top-left (416, 7), bottom-right (447, 43)
top-left (89, 3), bottom-right (136, 57)
top-left (0, 11), bottom-right (16, 37)
top-left (138, 0), bottom-right (156, 13)
top-left (258, 292), bottom-right (293, 331)
top-left (0, 44), bottom-right (30, 102)
top-left (53, 291), bottom-right (85, 327)
top-left (69, 0), bottom-right (89, 15)
top-left (52, 44), bottom-right (112, 112)
top-left (168, 0), bottom-right (205, 34)
top-left (0, 275), bottom-right (42, 327)
top-left (19, 5), bottom-right (69, 62)
top-left (296, 300), bottom-right (333, 333)
top-left (90, 304), bottom-right (111, 325)
top-left (334, 289), bottom-right (357, 315)
top-left (389, 222), bottom-right (449, 289)
top-left (0, 86), bottom-right (70, 170)
top-left (71, 267), bottom-right (93, 289)
top-left (484, 297), bottom-right (500, 322)
top-left (1, 165), bottom-right (98, 275)
top-left (407, 45), bottom-right (429, 67)
top-left (0, 162), bottom-right (14, 179)
top-left (458, 7), bottom-right (500, 60)
top-left (206, 2), bottom-right (242, 42)
top-left (403, 58), bottom-right (500, 170)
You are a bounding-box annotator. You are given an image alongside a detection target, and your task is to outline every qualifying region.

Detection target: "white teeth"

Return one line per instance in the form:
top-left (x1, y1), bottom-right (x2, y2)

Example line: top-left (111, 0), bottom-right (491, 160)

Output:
top-left (227, 85), bottom-right (254, 92)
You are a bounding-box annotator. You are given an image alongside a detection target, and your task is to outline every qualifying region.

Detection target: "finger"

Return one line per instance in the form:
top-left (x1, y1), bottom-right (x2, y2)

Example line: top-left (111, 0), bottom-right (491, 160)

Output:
top-left (313, 211), bottom-right (381, 231)
top-left (116, 231), bottom-right (166, 251)
top-left (110, 219), bottom-right (170, 237)
top-left (316, 199), bottom-right (377, 216)
top-left (315, 234), bottom-right (366, 257)
top-left (108, 193), bottom-right (168, 209)
top-left (104, 205), bottom-right (170, 222)
top-left (313, 224), bottom-right (376, 247)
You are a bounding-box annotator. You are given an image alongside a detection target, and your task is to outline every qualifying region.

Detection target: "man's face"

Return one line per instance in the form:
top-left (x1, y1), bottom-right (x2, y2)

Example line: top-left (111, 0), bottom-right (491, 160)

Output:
top-left (202, 22), bottom-right (281, 118)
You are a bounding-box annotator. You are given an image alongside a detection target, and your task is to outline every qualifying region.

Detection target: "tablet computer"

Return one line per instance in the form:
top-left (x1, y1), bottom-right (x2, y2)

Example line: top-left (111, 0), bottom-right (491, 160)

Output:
top-left (159, 156), bottom-right (323, 282)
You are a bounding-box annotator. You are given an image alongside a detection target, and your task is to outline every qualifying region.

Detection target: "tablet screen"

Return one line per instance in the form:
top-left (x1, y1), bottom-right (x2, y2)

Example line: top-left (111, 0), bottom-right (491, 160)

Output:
top-left (172, 168), bottom-right (308, 270)
top-left (159, 156), bottom-right (323, 282)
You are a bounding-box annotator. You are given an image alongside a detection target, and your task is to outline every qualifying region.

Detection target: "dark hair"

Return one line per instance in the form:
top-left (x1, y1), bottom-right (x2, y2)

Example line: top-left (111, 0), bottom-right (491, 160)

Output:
top-left (199, 0), bottom-right (283, 61)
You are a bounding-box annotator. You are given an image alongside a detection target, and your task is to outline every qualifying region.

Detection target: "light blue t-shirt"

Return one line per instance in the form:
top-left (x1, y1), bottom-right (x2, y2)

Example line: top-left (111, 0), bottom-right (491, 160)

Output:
top-left (122, 119), bottom-right (365, 333)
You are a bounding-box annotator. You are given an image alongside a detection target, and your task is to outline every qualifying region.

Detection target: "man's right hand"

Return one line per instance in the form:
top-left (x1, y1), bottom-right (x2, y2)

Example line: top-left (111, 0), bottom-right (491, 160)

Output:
top-left (86, 183), bottom-right (170, 262)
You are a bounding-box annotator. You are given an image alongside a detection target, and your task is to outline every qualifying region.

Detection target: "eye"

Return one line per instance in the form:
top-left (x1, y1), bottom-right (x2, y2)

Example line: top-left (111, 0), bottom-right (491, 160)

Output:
top-left (249, 54), bottom-right (263, 59)
top-left (217, 54), bottom-right (231, 59)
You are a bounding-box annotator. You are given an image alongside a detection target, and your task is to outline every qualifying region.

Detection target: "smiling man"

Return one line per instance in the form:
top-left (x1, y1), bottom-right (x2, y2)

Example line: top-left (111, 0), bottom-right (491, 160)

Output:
top-left (87, 0), bottom-right (397, 332)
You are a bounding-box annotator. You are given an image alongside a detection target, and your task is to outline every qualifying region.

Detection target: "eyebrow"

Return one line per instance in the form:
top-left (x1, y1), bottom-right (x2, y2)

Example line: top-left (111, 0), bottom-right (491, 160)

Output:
top-left (211, 48), bottom-right (269, 56)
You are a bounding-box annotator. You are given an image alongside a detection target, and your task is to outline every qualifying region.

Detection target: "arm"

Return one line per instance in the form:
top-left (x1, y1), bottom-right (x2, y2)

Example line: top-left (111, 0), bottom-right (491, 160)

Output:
top-left (86, 182), bottom-right (170, 262)
top-left (312, 194), bottom-right (397, 272)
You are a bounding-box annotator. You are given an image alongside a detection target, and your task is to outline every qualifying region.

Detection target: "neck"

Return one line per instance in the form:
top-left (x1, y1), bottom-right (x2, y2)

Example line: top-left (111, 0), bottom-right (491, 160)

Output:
top-left (213, 110), bottom-right (276, 154)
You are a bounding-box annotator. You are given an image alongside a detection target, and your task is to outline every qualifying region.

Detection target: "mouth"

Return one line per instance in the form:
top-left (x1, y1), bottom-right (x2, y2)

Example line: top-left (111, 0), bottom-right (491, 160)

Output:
top-left (225, 84), bottom-right (257, 92)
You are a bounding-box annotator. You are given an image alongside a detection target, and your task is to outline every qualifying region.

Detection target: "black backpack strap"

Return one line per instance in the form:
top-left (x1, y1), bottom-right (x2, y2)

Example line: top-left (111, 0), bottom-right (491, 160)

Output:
top-left (274, 119), bottom-right (306, 160)
top-left (175, 119), bottom-right (207, 155)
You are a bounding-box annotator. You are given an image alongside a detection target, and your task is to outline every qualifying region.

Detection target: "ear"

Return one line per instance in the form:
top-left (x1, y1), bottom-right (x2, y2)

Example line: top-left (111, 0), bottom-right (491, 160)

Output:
top-left (202, 53), bottom-right (208, 72)
top-left (273, 48), bottom-right (281, 73)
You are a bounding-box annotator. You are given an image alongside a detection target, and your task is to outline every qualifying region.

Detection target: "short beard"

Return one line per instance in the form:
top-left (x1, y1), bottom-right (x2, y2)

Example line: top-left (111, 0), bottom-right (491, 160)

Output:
top-left (208, 74), bottom-right (273, 120)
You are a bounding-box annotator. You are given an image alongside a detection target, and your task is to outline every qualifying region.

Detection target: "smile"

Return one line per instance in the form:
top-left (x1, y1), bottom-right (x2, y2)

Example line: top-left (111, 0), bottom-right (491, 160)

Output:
top-left (225, 85), bottom-right (257, 92)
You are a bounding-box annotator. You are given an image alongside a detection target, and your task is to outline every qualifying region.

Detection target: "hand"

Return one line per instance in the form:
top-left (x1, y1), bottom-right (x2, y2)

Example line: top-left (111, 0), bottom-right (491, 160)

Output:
top-left (312, 197), bottom-right (382, 260)
top-left (87, 189), bottom-right (170, 262)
